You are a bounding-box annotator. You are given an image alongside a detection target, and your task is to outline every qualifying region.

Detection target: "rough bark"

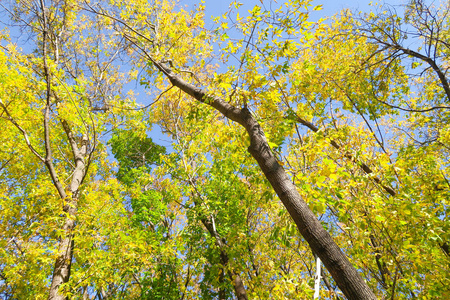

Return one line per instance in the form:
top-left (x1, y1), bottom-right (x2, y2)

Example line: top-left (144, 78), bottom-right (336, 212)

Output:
top-left (152, 61), bottom-right (376, 299)
top-left (231, 273), bottom-right (248, 300)
top-left (242, 108), bottom-right (375, 299)
top-left (47, 211), bottom-right (76, 300)
top-left (48, 131), bottom-right (88, 300)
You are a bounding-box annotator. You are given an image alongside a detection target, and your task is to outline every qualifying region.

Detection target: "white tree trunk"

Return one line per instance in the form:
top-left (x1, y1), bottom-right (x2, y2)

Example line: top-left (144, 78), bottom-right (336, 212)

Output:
top-left (314, 256), bottom-right (322, 299)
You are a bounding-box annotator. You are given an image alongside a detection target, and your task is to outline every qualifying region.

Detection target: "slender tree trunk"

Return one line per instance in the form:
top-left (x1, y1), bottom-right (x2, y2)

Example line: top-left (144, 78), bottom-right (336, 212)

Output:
top-left (151, 61), bottom-right (376, 299)
top-left (38, 1), bottom-right (84, 296)
top-left (188, 173), bottom-right (249, 300)
top-left (294, 116), bottom-right (396, 196)
top-left (48, 207), bottom-right (76, 300)
top-left (230, 272), bottom-right (248, 300)
top-left (199, 205), bottom-right (249, 300)
top-left (48, 132), bottom-right (88, 300)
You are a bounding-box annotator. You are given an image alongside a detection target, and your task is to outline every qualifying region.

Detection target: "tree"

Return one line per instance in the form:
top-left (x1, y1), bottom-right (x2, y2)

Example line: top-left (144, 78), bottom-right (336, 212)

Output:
top-left (99, 0), bottom-right (449, 298)
top-left (1, 0), bottom-right (449, 299)
top-left (0, 0), bottom-right (144, 298)
top-left (95, 0), bottom-right (377, 298)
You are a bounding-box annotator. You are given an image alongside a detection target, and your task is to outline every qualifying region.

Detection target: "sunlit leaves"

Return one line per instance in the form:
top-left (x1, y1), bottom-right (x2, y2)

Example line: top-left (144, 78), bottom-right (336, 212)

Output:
top-left (1, 0), bottom-right (450, 298)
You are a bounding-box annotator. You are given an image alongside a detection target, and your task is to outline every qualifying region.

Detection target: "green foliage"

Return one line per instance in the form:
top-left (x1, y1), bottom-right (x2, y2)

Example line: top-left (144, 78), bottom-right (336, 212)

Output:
top-left (130, 190), bottom-right (163, 228)
top-left (139, 261), bottom-right (181, 300)
top-left (1, 0), bottom-right (450, 299)
top-left (109, 128), bottom-right (166, 184)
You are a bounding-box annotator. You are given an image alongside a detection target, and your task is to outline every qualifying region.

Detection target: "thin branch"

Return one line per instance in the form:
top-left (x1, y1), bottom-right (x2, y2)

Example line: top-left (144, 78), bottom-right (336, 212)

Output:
top-left (40, 0), bottom-right (67, 200)
top-left (374, 97), bottom-right (450, 112)
top-left (0, 99), bottom-right (45, 162)
top-left (81, 2), bottom-right (154, 44)
top-left (292, 112), bottom-right (397, 196)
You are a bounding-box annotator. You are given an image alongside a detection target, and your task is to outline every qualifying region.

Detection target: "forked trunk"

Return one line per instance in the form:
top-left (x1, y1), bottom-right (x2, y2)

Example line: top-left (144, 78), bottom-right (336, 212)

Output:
top-left (48, 133), bottom-right (88, 300)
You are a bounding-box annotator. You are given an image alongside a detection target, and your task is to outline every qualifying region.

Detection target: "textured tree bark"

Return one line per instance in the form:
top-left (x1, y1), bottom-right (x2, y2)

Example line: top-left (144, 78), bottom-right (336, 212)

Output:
top-left (152, 61), bottom-right (377, 299)
top-left (231, 273), bottom-right (248, 300)
top-left (48, 132), bottom-right (88, 300)
top-left (242, 108), bottom-right (376, 300)
top-left (47, 212), bottom-right (76, 300)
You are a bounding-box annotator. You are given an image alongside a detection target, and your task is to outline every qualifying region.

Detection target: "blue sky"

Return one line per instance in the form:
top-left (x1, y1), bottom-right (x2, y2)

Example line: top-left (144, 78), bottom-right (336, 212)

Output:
top-left (192, 0), bottom-right (395, 24)
top-left (0, 0), bottom-right (404, 148)
top-left (149, 0), bottom-right (401, 146)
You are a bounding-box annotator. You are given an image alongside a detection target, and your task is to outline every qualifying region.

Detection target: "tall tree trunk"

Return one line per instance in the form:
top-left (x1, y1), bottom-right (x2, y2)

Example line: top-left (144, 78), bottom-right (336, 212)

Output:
top-left (230, 272), bottom-right (248, 300)
top-left (202, 216), bottom-right (249, 300)
top-left (48, 131), bottom-right (88, 300)
top-left (191, 185), bottom-right (249, 300)
top-left (47, 205), bottom-right (76, 300)
top-left (38, 2), bottom-right (89, 297)
top-left (151, 61), bottom-right (376, 299)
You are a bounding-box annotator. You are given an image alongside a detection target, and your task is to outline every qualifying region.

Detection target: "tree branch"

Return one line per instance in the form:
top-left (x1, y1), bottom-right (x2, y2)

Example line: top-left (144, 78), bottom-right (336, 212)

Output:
top-left (0, 99), bottom-right (45, 163)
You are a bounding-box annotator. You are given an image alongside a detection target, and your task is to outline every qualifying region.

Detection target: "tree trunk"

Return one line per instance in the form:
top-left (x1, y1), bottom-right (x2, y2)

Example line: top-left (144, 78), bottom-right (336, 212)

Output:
top-left (47, 211), bottom-right (76, 300)
top-left (200, 209), bottom-right (248, 300)
top-left (188, 174), bottom-right (249, 300)
top-left (241, 108), bottom-right (375, 299)
top-left (231, 273), bottom-right (248, 300)
top-left (48, 132), bottom-right (88, 300)
top-left (38, 2), bottom-right (88, 296)
top-left (153, 61), bottom-right (376, 299)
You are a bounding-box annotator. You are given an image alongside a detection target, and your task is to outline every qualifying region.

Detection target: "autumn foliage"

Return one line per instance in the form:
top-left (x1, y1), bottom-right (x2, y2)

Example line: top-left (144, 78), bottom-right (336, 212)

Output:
top-left (0, 0), bottom-right (449, 299)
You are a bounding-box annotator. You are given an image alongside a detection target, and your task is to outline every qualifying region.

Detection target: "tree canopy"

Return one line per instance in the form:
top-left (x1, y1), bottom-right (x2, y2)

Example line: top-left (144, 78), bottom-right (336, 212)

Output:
top-left (0, 0), bottom-right (449, 299)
